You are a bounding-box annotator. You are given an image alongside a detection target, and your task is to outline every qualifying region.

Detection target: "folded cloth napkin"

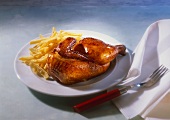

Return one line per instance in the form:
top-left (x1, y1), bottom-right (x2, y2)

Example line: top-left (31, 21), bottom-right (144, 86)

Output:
top-left (112, 19), bottom-right (170, 120)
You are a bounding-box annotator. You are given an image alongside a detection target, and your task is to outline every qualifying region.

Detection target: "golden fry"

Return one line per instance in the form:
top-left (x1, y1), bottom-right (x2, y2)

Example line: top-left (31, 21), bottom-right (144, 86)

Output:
top-left (19, 27), bottom-right (83, 80)
top-left (19, 56), bottom-right (34, 61)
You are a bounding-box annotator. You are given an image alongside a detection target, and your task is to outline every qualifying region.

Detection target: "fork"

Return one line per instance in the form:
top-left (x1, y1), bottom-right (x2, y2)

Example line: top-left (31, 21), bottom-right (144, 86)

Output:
top-left (73, 65), bottom-right (169, 113)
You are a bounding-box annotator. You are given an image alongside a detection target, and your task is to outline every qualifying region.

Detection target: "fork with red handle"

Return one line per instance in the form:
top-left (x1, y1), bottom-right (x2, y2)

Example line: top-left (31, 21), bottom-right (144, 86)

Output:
top-left (73, 65), bottom-right (169, 113)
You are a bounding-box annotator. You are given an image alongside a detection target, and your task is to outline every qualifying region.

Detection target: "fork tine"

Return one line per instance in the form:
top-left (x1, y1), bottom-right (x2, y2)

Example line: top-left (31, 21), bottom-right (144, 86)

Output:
top-left (149, 65), bottom-right (163, 78)
top-left (150, 65), bottom-right (169, 80)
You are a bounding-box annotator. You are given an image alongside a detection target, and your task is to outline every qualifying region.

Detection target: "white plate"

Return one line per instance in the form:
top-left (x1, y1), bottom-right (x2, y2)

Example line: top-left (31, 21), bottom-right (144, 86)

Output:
top-left (14, 30), bottom-right (131, 97)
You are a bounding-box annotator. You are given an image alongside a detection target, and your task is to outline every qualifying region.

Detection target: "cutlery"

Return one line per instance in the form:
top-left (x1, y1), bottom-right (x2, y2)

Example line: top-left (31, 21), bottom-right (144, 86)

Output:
top-left (73, 65), bottom-right (169, 113)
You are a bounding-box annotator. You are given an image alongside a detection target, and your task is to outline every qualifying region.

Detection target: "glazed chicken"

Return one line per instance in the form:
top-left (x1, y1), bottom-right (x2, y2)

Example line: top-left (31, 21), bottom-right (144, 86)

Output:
top-left (47, 37), bottom-right (126, 85)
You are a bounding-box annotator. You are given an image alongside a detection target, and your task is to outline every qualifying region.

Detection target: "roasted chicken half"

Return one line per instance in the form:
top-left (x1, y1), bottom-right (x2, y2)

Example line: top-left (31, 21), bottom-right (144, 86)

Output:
top-left (47, 37), bottom-right (126, 85)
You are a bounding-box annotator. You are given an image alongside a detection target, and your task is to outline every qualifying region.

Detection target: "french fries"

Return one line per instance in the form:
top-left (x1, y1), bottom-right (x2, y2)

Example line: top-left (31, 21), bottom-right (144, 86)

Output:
top-left (19, 27), bottom-right (82, 79)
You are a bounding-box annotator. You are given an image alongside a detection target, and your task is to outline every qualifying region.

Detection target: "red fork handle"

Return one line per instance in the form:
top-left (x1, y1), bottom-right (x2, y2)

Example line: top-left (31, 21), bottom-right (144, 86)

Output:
top-left (73, 88), bottom-right (121, 113)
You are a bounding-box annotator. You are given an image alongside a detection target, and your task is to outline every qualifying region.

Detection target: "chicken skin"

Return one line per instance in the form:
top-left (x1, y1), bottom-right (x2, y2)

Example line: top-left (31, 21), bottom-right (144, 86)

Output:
top-left (47, 37), bottom-right (126, 85)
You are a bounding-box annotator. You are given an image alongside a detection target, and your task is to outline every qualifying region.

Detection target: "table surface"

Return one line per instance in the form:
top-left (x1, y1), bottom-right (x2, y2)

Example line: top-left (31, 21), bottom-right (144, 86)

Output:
top-left (1, 1), bottom-right (170, 120)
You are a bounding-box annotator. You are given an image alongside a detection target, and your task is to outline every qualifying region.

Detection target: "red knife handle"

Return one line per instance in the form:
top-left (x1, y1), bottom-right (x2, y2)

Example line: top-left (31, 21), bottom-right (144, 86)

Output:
top-left (73, 88), bottom-right (121, 113)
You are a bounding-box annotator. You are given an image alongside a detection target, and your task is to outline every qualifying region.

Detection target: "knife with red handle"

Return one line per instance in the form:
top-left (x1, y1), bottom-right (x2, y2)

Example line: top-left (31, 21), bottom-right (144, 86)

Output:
top-left (73, 87), bottom-right (129, 113)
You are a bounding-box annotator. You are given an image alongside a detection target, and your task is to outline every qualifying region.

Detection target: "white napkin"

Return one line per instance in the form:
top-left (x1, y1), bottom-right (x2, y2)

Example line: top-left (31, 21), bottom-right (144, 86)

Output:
top-left (112, 19), bottom-right (170, 120)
